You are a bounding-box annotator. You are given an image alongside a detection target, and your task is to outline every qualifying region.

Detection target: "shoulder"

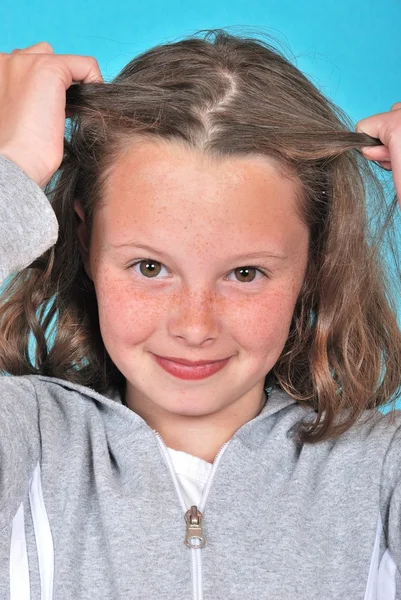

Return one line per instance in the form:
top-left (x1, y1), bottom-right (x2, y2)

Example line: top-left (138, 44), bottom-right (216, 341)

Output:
top-left (282, 401), bottom-right (401, 474)
top-left (345, 406), bottom-right (401, 455)
top-left (0, 373), bottom-right (144, 438)
top-left (0, 373), bottom-right (124, 415)
top-left (0, 374), bottom-right (39, 414)
top-left (321, 407), bottom-right (401, 508)
top-left (0, 373), bottom-right (115, 398)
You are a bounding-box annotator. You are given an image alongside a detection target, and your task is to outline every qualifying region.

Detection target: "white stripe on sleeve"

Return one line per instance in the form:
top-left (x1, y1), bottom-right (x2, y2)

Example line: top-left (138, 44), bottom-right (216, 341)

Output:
top-left (29, 461), bottom-right (54, 600)
top-left (10, 501), bottom-right (30, 600)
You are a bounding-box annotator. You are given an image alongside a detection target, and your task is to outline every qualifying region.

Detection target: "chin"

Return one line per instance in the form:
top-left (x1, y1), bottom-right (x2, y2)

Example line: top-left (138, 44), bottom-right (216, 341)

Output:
top-left (154, 394), bottom-right (226, 418)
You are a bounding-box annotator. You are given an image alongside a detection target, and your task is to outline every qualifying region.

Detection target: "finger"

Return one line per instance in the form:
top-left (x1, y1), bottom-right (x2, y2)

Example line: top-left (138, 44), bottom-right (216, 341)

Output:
top-left (377, 160), bottom-right (392, 171)
top-left (12, 41), bottom-right (55, 54)
top-left (388, 137), bottom-right (401, 196)
top-left (355, 112), bottom-right (390, 138)
top-left (11, 51), bottom-right (103, 85)
top-left (61, 54), bottom-right (103, 84)
top-left (356, 109), bottom-right (401, 142)
top-left (360, 145), bottom-right (391, 161)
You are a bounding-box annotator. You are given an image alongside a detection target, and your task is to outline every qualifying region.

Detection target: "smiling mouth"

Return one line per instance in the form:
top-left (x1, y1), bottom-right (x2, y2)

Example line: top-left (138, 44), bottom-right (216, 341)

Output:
top-left (154, 355), bottom-right (229, 366)
top-left (152, 354), bottom-right (231, 380)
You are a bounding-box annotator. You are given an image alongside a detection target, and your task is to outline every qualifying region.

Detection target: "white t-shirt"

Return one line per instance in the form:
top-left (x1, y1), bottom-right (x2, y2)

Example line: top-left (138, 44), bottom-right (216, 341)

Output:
top-left (167, 447), bottom-right (213, 507)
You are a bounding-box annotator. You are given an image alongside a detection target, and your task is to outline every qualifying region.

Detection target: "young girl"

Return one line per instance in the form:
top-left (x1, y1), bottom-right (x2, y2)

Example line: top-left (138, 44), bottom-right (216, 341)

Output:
top-left (0, 29), bottom-right (400, 600)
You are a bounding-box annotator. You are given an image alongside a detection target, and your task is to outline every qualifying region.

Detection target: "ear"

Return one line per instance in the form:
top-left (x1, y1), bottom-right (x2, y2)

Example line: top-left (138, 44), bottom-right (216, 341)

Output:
top-left (73, 200), bottom-right (93, 281)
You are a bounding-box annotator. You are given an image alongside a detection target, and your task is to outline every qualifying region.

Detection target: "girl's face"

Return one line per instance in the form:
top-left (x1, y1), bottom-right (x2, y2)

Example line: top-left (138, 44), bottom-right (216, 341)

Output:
top-left (85, 140), bottom-right (309, 425)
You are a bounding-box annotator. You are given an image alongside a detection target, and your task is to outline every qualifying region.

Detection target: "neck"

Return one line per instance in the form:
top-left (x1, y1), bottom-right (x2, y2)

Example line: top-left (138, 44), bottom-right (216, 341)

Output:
top-left (125, 385), bottom-right (267, 464)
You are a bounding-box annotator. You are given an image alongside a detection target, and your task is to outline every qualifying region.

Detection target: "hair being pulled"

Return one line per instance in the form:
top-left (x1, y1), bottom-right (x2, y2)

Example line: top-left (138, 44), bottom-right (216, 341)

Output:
top-left (1, 27), bottom-right (400, 443)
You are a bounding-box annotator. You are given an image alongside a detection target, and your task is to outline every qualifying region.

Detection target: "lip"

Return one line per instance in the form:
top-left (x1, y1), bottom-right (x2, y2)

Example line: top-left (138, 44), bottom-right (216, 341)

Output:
top-left (155, 355), bottom-right (228, 366)
top-left (152, 354), bottom-right (231, 380)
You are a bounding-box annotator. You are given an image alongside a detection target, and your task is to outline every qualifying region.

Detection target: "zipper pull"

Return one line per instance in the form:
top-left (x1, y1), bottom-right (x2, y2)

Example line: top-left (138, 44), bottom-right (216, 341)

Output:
top-left (184, 505), bottom-right (206, 548)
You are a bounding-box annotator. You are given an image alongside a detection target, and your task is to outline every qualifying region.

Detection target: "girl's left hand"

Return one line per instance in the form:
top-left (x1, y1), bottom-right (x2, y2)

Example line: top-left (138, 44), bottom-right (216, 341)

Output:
top-left (355, 102), bottom-right (401, 204)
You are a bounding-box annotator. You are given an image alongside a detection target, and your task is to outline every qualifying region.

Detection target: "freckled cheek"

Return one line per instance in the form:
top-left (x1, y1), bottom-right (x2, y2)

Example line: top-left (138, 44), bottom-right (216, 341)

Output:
top-left (233, 292), bottom-right (296, 354)
top-left (94, 276), bottom-right (164, 346)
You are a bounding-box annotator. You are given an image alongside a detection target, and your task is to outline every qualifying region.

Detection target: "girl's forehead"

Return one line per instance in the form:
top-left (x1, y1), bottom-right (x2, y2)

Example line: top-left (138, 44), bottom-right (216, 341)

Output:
top-left (101, 139), bottom-right (301, 218)
top-left (95, 141), bottom-right (308, 260)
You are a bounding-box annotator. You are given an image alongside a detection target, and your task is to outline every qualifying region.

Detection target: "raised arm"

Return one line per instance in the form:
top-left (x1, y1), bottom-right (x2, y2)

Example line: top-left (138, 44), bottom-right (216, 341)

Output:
top-left (0, 154), bottom-right (58, 284)
top-left (0, 41), bottom-right (103, 284)
top-left (0, 42), bottom-right (103, 528)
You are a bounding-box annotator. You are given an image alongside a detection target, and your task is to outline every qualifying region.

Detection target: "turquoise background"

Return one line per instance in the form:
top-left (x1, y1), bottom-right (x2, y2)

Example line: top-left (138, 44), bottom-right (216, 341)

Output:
top-left (1, 1), bottom-right (401, 411)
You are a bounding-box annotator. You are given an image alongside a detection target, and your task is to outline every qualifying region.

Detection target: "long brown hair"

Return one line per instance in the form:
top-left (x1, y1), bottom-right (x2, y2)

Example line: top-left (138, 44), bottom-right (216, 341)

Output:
top-left (1, 28), bottom-right (400, 443)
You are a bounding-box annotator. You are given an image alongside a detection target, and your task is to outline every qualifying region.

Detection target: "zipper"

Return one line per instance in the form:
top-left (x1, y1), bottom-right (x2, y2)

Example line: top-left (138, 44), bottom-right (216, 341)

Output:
top-left (185, 506), bottom-right (206, 548)
top-left (153, 430), bottom-right (230, 600)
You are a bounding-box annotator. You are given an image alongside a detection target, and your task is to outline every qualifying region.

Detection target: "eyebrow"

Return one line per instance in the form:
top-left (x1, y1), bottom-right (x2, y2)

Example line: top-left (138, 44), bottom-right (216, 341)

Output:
top-left (110, 242), bottom-right (288, 261)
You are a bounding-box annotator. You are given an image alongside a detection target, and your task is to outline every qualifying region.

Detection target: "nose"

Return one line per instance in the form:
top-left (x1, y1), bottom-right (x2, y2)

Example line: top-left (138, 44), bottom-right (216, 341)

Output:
top-left (167, 288), bottom-right (220, 346)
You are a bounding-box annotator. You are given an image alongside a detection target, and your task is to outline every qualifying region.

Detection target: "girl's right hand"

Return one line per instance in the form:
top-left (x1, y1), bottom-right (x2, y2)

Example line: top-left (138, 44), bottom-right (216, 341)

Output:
top-left (0, 41), bottom-right (103, 189)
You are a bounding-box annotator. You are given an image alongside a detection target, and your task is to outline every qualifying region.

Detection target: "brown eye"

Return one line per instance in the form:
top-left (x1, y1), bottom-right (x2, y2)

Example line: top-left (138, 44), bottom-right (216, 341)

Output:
top-left (234, 267), bottom-right (257, 283)
top-left (138, 260), bottom-right (162, 277)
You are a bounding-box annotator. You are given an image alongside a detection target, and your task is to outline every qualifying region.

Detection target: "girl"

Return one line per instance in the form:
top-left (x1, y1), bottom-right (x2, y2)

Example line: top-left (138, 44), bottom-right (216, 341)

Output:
top-left (0, 29), bottom-right (400, 600)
